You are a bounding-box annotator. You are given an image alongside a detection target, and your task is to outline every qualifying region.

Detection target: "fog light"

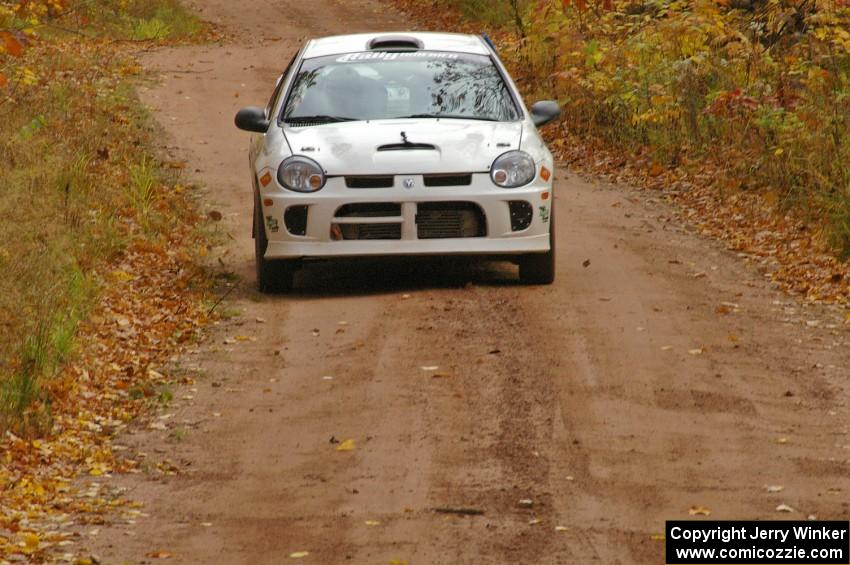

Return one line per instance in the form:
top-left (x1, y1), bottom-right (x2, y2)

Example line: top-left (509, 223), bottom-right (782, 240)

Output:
top-left (284, 205), bottom-right (308, 236)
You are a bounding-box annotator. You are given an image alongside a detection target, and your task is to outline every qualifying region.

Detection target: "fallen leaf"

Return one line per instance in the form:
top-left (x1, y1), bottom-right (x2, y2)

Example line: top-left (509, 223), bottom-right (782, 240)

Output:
top-left (207, 210), bottom-right (223, 221)
top-left (766, 485), bottom-right (784, 493)
top-left (336, 439), bottom-right (355, 451)
top-left (21, 532), bottom-right (40, 553)
top-left (145, 551), bottom-right (173, 559)
top-left (1, 32), bottom-right (23, 57)
top-left (582, 259), bottom-right (591, 267)
top-left (420, 365), bottom-right (439, 371)
top-left (776, 504), bottom-right (795, 513)
top-left (688, 505), bottom-right (711, 516)
top-left (365, 520), bottom-right (381, 526)
top-left (528, 518), bottom-right (541, 525)
top-left (289, 551), bottom-right (310, 558)
top-left (688, 348), bottom-right (705, 355)
top-left (432, 372), bottom-right (451, 379)
top-left (555, 525), bottom-right (569, 531)
top-left (660, 345), bottom-right (673, 351)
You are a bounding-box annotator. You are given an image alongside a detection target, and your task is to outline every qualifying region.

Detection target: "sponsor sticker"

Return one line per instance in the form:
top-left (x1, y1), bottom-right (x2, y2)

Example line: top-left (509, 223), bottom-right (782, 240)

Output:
top-left (335, 51), bottom-right (460, 63)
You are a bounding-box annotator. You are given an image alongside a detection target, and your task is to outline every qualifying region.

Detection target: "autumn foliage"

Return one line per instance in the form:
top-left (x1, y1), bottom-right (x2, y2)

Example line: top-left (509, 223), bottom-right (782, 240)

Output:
top-left (397, 0), bottom-right (850, 306)
top-left (1, 0), bottom-right (211, 560)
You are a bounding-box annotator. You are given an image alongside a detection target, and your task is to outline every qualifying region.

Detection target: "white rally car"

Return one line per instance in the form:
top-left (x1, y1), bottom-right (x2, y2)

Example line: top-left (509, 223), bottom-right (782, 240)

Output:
top-left (235, 32), bottom-right (560, 292)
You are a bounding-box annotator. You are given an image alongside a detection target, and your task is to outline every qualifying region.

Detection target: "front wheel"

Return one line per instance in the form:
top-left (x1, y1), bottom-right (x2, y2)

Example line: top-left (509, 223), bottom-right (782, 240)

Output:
top-left (519, 211), bottom-right (555, 285)
top-left (254, 196), bottom-right (296, 293)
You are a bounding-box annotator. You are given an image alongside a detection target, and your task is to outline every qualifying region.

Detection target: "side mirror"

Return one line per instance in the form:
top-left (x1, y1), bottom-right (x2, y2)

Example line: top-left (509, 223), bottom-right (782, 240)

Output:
top-left (235, 107), bottom-right (270, 133)
top-left (530, 101), bottom-right (561, 128)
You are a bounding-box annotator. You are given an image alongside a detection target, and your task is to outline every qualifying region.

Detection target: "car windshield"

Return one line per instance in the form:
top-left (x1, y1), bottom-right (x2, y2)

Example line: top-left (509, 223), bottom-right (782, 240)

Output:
top-left (282, 51), bottom-right (520, 124)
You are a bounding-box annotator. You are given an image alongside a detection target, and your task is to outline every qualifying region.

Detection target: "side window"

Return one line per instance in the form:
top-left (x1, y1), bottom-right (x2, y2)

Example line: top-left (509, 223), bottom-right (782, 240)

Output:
top-left (265, 52), bottom-right (298, 119)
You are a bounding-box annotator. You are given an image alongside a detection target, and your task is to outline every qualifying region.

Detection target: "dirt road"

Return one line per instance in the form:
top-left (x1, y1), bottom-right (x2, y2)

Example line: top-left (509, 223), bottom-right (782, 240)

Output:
top-left (90, 0), bottom-right (850, 563)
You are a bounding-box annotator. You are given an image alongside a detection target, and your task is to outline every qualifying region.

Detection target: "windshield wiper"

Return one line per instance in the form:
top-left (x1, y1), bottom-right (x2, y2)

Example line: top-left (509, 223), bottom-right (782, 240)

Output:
top-left (284, 115), bottom-right (357, 124)
top-left (395, 113), bottom-right (500, 122)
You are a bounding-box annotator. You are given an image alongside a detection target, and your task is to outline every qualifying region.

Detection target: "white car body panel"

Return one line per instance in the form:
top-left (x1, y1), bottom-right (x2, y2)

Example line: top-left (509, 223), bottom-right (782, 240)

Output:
top-left (246, 32), bottom-right (556, 262)
top-left (281, 120), bottom-right (524, 175)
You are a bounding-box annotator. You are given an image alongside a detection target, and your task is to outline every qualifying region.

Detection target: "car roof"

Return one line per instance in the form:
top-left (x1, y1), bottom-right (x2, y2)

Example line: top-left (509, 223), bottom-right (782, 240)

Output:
top-left (302, 32), bottom-right (490, 59)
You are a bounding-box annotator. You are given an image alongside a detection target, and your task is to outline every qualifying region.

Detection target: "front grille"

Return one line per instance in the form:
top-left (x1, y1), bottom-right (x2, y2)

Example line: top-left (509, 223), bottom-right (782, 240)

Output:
top-left (423, 174), bottom-right (472, 187)
top-left (508, 201), bottom-right (533, 231)
top-left (284, 205), bottom-right (308, 236)
top-left (345, 176), bottom-right (394, 189)
top-left (416, 202), bottom-right (486, 239)
top-left (335, 203), bottom-right (401, 217)
top-left (334, 223), bottom-right (402, 240)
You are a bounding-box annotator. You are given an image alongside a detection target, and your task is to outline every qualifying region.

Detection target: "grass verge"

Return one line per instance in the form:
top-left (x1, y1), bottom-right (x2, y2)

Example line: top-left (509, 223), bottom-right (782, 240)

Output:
top-left (0, 0), bottom-right (205, 435)
top-left (0, 0), bottom-right (217, 560)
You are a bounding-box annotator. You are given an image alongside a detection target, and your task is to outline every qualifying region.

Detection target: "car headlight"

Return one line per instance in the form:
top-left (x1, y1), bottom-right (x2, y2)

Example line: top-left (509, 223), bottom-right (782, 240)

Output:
top-left (490, 150), bottom-right (536, 188)
top-left (277, 156), bottom-right (326, 192)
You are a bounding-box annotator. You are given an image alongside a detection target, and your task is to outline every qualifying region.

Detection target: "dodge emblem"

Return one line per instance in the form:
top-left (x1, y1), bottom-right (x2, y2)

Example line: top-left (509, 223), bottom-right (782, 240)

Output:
top-left (403, 178), bottom-right (415, 189)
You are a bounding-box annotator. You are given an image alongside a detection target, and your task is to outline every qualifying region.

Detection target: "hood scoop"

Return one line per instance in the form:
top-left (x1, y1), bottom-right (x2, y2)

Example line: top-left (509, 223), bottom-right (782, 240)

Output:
top-left (377, 142), bottom-right (437, 151)
top-left (378, 130), bottom-right (436, 152)
top-left (367, 35), bottom-right (424, 51)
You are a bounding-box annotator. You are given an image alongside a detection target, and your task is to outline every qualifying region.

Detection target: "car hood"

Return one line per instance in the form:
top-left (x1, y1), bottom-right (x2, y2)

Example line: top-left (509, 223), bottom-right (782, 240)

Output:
top-left (282, 119), bottom-right (524, 176)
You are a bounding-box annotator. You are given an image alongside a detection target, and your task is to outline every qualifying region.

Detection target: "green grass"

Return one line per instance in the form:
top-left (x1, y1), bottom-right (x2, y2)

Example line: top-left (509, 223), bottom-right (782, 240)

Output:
top-left (0, 0), bottom-right (205, 436)
top-left (79, 0), bottom-right (203, 41)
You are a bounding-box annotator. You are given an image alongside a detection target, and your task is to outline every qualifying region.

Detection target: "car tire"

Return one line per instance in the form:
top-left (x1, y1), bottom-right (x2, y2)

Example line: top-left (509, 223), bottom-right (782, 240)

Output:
top-left (519, 208), bottom-right (555, 285)
top-left (254, 196), bottom-right (296, 293)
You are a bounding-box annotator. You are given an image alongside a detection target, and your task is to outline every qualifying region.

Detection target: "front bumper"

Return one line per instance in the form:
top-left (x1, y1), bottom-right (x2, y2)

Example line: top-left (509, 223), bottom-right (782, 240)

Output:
top-left (258, 172), bottom-right (552, 260)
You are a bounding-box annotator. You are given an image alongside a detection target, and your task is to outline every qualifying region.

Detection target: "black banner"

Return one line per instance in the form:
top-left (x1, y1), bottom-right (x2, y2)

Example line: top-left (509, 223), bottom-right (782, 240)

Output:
top-left (666, 521), bottom-right (850, 564)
